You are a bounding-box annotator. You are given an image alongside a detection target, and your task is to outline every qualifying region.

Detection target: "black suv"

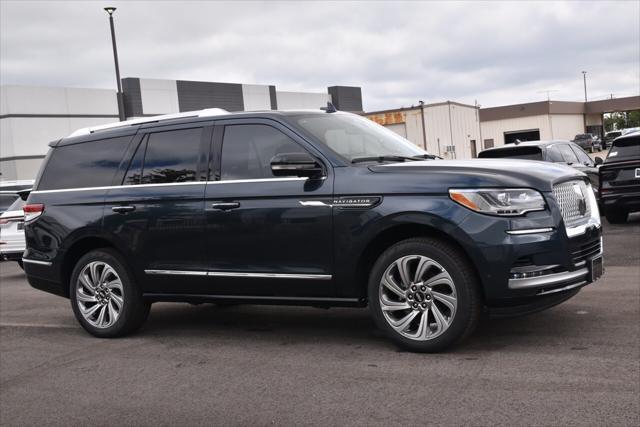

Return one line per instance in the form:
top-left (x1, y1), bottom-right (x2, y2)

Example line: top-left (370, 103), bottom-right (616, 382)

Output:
top-left (478, 140), bottom-right (603, 204)
top-left (599, 131), bottom-right (640, 223)
top-left (23, 109), bottom-right (604, 352)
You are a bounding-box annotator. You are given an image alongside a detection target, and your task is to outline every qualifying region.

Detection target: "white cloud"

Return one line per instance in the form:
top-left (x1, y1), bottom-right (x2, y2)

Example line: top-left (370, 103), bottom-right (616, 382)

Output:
top-left (1, 0), bottom-right (638, 110)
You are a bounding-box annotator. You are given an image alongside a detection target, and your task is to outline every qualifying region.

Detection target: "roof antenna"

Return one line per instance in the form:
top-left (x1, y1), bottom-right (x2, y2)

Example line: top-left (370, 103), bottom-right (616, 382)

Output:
top-left (321, 102), bottom-right (338, 113)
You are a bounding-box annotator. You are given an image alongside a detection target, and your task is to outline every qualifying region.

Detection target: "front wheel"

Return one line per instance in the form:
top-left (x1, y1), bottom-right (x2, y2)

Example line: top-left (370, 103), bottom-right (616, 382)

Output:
top-left (368, 238), bottom-right (481, 352)
top-left (70, 249), bottom-right (150, 338)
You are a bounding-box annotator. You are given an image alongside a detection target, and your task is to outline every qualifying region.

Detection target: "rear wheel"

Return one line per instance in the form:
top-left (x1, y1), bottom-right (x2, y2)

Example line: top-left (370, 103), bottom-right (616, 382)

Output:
top-left (368, 238), bottom-right (481, 352)
top-left (605, 210), bottom-right (628, 224)
top-left (70, 249), bottom-right (150, 338)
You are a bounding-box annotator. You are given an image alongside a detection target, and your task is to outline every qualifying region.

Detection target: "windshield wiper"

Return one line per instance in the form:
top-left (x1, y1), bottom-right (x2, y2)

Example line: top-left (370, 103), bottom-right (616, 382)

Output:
top-left (410, 154), bottom-right (440, 160)
top-left (351, 155), bottom-right (418, 164)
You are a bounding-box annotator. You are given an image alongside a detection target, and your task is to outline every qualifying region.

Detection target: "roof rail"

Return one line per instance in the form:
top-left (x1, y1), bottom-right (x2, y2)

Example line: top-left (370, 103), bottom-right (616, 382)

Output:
top-left (67, 108), bottom-right (229, 138)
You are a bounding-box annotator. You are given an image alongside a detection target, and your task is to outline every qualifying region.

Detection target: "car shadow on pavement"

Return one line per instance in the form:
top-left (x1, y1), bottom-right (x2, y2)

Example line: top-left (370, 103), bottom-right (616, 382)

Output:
top-left (139, 300), bottom-right (580, 353)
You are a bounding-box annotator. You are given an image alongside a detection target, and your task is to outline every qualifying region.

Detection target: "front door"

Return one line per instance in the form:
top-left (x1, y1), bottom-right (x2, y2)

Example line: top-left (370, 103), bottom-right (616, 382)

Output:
top-left (203, 119), bottom-right (334, 297)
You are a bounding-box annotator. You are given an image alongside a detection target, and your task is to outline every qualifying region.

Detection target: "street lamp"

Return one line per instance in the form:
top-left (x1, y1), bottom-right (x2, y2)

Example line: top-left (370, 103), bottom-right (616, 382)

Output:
top-left (418, 100), bottom-right (427, 150)
top-left (581, 71), bottom-right (588, 132)
top-left (104, 7), bottom-right (125, 121)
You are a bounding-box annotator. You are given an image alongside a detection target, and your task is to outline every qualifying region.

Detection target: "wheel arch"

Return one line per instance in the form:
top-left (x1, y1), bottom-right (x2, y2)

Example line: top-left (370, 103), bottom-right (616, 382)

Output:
top-left (355, 216), bottom-right (485, 303)
top-left (60, 235), bottom-right (126, 297)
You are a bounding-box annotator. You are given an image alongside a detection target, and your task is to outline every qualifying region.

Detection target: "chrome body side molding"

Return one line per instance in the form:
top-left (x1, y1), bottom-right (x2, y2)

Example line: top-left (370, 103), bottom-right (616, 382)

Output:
top-left (144, 270), bottom-right (332, 280)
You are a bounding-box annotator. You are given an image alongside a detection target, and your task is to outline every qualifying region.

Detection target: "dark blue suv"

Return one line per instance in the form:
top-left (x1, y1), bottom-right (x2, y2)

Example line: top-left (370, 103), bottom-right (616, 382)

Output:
top-left (22, 109), bottom-right (604, 352)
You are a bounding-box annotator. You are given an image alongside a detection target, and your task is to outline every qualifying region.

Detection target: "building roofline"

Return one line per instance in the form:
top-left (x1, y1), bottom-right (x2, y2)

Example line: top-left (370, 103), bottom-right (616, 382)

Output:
top-left (365, 100), bottom-right (478, 115)
top-left (479, 96), bottom-right (640, 122)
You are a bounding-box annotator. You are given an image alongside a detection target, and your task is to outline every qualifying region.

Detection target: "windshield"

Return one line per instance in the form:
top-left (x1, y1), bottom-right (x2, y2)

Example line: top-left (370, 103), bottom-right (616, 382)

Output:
top-left (478, 146), bottom-right (542, 161)
top-left (574, 134), bottom-right (590, 140)
top-left (607, 136), bottom-right (640, 161)
top-left (294, 113), bottom-right (428, 162)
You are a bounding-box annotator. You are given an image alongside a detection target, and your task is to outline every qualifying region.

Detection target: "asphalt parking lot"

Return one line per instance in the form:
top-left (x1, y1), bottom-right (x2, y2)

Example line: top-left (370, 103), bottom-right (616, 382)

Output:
top-left (1, 216), bottom-right (639, 426)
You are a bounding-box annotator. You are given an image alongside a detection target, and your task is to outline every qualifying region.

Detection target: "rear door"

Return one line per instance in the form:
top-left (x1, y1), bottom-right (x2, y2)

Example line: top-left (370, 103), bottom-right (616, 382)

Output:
top-left (104, 122), bottom-right (212, 294)
top-left (202, 118), bottom-right (334, 298)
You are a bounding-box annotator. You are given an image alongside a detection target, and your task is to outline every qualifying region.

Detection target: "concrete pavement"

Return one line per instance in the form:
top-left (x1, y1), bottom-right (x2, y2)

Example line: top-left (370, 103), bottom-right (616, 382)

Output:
top-left (1, 216), bottom-right (638, 426)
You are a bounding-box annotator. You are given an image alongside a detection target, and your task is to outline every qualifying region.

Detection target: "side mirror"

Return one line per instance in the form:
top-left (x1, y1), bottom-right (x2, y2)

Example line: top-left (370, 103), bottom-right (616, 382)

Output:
top-left (271, 152), bottom-right (324, 178)
top-left (594, 157), bottom-right (603, 165)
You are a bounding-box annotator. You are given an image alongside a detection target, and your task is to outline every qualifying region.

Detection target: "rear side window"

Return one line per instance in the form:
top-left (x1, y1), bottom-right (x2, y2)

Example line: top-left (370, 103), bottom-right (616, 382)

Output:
top-left (570, 145), bottom-right (593, 165)
top-left (124, 128), bottom-right (203, 185)
top-left (546, 146), bottom-right (564, 162)
top-left (0, 194), bottom-right (18, 212)
top-left (220, 124), bottom-right (306, 180)
top-left (478, 146), bottom-right (542, 160)
top-left (557, 144), bottom-right (579, 164)
top-left (37, 136), bottom-right (132, 190)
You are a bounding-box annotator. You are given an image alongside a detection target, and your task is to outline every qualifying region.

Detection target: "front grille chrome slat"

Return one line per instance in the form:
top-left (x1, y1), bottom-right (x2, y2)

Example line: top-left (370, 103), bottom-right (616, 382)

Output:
top-left (552, 180), bottom-right (591, 229)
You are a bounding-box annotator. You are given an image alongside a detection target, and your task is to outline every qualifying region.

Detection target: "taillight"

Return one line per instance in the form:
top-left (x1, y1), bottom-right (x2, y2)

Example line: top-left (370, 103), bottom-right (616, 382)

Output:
top-left (23, 204), bottom-right (45, 223)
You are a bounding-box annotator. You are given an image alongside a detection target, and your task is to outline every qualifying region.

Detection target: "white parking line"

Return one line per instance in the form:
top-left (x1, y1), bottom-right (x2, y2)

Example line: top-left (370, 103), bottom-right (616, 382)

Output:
top-left (0, 322), bottom-right (77, 329)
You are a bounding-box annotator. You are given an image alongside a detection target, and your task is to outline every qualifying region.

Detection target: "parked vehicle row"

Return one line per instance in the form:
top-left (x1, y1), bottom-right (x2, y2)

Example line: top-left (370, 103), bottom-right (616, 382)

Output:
top-left (478, 140), bottom-right (603, 205)
top-left (19, 107), bottom-right (603, 352)
top-left (599, 131), bottom-right (640, 223)
top-left (572, 133), bottom-right (602, 153)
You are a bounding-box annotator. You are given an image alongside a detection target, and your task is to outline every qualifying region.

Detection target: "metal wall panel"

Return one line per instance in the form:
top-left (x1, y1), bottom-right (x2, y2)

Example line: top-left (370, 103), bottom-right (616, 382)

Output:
top-left (328, 86), bottom-right (363, 112)
top-left (122, 78), bottom-right (143, 118)
top-left (177, 80), bottom-right (244, 112)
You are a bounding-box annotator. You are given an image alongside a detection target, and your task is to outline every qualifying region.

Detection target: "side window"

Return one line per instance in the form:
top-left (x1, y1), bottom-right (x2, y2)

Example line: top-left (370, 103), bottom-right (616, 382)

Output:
top-left (38, 136), bottom-right (132, 190)
top-left (571, 145), bottom-right (593, 166)
top-left (220, 124), bottom-right (307, 180)
top-left (546, 146), bottom-right (564, 162)
top-left (557, 144), bottom-right (579, 164)
top-left (139, 128), bottom-right (202, 184)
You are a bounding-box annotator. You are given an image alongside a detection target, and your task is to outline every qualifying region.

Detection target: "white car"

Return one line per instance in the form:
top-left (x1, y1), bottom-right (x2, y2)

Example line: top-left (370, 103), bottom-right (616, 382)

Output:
top-left (0, 196), bottom-right (27, 268)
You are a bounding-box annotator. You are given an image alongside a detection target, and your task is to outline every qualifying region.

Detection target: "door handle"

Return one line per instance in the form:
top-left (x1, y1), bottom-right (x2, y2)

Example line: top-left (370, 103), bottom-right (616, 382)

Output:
top-left (210, 202), bottom-right (240, 211)
top-left (111, 205), bottom-right (136, 214)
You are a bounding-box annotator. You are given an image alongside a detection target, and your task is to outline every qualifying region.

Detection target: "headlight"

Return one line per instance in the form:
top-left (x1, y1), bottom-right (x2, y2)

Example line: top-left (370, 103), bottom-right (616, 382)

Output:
top-left (449, 188), bottom-right (546, 216)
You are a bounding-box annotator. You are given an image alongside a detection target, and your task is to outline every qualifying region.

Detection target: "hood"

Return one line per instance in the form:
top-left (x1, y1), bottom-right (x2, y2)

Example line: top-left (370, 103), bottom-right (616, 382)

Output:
top-left (368, 159), bottom-right (585, 192)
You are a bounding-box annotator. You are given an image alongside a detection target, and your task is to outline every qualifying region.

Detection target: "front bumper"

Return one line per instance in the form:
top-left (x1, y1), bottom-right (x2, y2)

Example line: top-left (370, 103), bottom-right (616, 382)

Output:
top-left (455, 188), bottom-right (603, 305)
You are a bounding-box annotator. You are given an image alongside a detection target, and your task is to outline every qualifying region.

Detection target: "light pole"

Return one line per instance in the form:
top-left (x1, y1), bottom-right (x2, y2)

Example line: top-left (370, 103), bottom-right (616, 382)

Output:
top-left (581, 71), bottom-right (589, 132)
top-left (104, 7), bottom-right (125, 121)
top-left (418, 100), bottom-right (427, 150)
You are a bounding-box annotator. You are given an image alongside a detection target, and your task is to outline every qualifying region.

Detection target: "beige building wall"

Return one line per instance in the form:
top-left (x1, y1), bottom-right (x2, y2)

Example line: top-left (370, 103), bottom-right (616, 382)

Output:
top-left (550, 114), bottom-right (585, 140)
top-left (480, 115), bottom-right (552, 148)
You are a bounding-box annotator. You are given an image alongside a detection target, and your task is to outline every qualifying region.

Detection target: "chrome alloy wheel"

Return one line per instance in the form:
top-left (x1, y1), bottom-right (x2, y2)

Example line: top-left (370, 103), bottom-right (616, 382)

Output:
top-left (379, 255), bottom-right (457, 341)
top-left (75, 261), bottom-right (124, 329)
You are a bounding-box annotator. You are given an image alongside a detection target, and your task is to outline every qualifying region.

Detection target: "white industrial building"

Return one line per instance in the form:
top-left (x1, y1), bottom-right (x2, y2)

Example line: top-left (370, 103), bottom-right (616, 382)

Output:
top-left (366, 96), bottom-right (639, 157)
top-left (0, 79), bottom-right (362, 180)
top-left (365, 101), bottom-right (482, 159)
top-left (479, 96), bottom-right (640, 148)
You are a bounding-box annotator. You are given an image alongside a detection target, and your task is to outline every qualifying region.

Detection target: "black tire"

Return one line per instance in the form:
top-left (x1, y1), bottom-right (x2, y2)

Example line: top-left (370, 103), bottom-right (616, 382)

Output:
top-left (368, 237), bottom-right (482, 352)
top-left (70, 248), bottom-right (150, 338)
top-left (605, 210), bottom-right (628, 224)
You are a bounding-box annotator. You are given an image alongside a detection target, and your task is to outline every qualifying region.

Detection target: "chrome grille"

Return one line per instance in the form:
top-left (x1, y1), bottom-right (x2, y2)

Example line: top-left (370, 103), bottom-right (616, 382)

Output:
top-left (552, 180), bottom-right (591, 228)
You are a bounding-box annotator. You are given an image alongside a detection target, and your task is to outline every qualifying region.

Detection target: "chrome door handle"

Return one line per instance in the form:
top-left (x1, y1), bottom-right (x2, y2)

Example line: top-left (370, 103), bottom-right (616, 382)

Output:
top-left (211, 202), bottom-right (240, 211)
top-left (111, 205), bottom-right (136, 213)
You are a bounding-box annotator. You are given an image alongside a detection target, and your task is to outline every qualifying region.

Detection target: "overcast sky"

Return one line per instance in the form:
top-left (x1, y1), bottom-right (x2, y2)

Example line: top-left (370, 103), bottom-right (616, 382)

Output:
top-left (1, 0), bottom-right (639, 111)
